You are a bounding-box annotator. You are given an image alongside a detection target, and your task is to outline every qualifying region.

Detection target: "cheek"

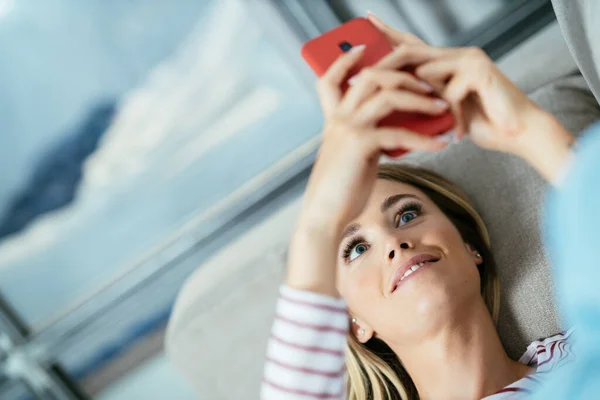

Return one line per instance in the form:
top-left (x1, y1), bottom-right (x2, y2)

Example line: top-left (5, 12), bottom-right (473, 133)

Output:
top-left (426, 219), bottom-right (465, 256)
top-left (432, 221), bottom-right (481, 287)
top-left (431, 220), bottom-right (458, 242)
top-left (337, 261), bottom-right (381, 313)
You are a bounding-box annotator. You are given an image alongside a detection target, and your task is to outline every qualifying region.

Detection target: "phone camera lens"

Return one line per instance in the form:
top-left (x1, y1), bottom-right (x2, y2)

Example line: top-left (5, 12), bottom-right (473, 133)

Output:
top-left (339, 41), bottom-right (352, 52)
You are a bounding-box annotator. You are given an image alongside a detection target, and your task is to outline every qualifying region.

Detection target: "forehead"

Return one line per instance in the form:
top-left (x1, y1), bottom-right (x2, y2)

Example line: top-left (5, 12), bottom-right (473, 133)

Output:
top-left (347, 178), bottom-right (433, 229)
top-left (370, 178), bottom-right (427, 202)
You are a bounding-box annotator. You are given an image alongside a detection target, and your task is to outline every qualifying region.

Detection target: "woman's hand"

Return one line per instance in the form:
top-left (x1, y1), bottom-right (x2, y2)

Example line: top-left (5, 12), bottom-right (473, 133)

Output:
top-left (368, 11), bottom-right (575, 183)
top-left (287, 44), bottom-right (449, 297)
top-left (412, 44), bottom-right (575, 183)
top-left (411, 46), bottom-right (542, 150)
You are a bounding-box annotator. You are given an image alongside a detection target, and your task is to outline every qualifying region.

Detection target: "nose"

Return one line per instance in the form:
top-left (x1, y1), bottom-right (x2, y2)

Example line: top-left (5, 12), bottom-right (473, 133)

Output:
top-left (387, 241), bottom-right (412, 262)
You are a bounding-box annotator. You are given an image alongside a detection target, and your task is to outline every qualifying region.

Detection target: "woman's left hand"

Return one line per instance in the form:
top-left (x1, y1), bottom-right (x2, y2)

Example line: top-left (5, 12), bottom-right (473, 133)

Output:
top-left (368, 12), bottom-right (576, 183)
top-left (413, 44), bottom-right (575, 183)
top-left (412, 45), bottom-right (546, 154)
top-left (368, 12), bottom-right (537, 154)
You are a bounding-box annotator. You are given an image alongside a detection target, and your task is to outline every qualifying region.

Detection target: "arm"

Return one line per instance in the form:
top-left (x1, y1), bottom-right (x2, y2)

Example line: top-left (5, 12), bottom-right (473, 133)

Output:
top-left (261, 33), bottom-right (449, 399)
top-left (543, 121), bottom-right (600, 329)
top-left (513, 110), bottom-right (576, 186)
top-left (260, 286), bottom-right (348, 399)
top-left (528, 109), bottom-right (600, 400)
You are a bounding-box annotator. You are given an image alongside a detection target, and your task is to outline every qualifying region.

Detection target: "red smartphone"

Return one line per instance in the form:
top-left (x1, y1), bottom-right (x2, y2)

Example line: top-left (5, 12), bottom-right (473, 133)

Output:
top-left (301, 17), bottom-right (454, 157)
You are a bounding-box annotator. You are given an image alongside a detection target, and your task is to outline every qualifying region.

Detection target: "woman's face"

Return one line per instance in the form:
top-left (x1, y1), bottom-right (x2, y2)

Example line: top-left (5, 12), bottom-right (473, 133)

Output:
top-left (336, 179), bottom-right (483, 346)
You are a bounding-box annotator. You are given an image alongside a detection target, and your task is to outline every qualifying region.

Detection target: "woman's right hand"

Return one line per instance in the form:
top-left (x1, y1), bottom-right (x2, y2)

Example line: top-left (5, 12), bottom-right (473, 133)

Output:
top-left (286, 45), bottom-right (450, 297)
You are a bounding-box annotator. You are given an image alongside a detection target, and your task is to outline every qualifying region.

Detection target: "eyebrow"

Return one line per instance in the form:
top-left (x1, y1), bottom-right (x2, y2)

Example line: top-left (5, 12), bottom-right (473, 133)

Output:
top-left (341, 194), bottom-right (421, 239)
top-left (380, 193), bottom-right (420, 213)
top-left (342, 223), bottom-right (361, 239)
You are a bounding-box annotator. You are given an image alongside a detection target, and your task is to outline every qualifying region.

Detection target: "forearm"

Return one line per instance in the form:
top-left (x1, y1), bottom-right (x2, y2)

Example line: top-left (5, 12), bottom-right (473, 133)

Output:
top-left (518, 110), bottom-right (576, 185)
top-left (286, 221), bottom-right (342, 298)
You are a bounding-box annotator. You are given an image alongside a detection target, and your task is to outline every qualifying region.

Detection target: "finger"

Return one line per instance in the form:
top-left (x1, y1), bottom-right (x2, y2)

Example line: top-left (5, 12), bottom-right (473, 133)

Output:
top-left (354, 90), bottom-right (449, 126)
top-left (460, 95), bottom-right (483, 139)
top-left (322, 44), bottom-right (366, 85)
top-left (442, 72), bottom-right (473, 137)
top-left (415, 56), bottom-right (459, 89)
top-left (375, 44), bottom-right (447, 72)
top-left (443, 71), bottom-right (472, 109)
top-left (368, 127), bottom-right (448, 153)
top-left (452, 102), bottom-right (465, 139)
top-left (317, 45), bottom-right (366, 115)
top-left (350, 69), bottom-right (433, 93)
top-left (415, 47), bottom-right (489, 93)
top-left (341, 69), bottom-right (433, 112)
top-left (366, 12), bottom-right (426, 46)
top-left (416, 55), bottom-right (472, 137)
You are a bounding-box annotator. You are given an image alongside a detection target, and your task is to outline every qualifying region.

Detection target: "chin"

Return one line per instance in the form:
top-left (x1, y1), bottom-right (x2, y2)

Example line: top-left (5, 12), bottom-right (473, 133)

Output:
top-left (395, 279), bottom-right (479, 338)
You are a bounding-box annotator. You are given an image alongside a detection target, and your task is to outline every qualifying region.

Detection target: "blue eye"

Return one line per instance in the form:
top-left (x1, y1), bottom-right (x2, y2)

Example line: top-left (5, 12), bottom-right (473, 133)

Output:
top-left (395, 201), bottom-right (422, 227)
top-left (349, 243), bottom-right (368, 261)
top-left (399, 211), bottom-right (418, 225)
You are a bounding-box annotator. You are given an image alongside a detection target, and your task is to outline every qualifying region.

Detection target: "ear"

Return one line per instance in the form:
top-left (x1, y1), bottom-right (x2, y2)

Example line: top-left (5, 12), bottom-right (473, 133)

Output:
top-left (465, 243), bottom-right (483, 265)
top-left (350, 317), bottom-right (374, 343)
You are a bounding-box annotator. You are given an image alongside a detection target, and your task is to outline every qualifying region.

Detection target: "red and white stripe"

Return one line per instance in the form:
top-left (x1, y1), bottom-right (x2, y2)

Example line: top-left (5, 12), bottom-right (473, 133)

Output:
top-left (261, 286), bottom-right (348, 400)
top-left (484, 329), bottom-right (575, 399)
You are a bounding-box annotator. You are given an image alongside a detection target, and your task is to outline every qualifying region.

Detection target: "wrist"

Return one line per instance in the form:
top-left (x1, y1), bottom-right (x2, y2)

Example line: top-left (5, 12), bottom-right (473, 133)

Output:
top-left (296, 202), bottom-right (346, 239)
top-left (287, 227), bottom-right (341, 297)
top-left (516, 109), bottom-right (575, 184)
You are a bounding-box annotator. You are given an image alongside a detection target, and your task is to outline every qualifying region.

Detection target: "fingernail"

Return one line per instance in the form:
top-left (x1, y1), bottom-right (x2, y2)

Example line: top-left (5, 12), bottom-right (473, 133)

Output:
top-left (348, 75), bottom-right (359, 85)
top-left (436, 141), bottom-right (449, 151)
top-left (434, 99), bottom-right (449, 109)
top-left (432, 138), bottom-right (449, 150)
top-left (350, 44), bottom-right (366, 53)
top-left (419, 80), bottom-right (433, 92)
top-left (436, 131), bottom-right (455, 144)
top-left (366, 10), bottom-right (380, 22)
top-left (436, 131), bottom-right (460, 145)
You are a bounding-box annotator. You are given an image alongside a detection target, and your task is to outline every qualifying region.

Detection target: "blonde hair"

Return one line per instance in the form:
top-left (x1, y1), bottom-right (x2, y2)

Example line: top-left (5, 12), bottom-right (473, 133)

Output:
top-left (345, 163), bottom-right (500, 400)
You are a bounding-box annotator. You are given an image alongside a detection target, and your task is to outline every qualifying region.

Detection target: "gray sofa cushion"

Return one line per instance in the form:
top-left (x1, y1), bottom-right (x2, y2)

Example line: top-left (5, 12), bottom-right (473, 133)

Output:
top-left (398, 74), bottom-right (600, 358)
top-left (552, 0), bottom-right (600, 103)
top-left (165, 218), bottom-right (291, 398)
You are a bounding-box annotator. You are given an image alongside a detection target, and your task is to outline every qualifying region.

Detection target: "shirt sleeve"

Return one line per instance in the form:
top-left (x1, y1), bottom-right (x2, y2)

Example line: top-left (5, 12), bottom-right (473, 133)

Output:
top-left (535, 122), bottom-right (600, 399)
top-left (542, 122), bottom-right (600, 334)
top-left (260, 285), bottom-right (349, 400)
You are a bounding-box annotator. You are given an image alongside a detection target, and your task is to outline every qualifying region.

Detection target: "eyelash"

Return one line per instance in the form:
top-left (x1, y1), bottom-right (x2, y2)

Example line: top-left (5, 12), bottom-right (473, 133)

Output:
top-left (341, 201), bottom-right (423, 262)
top-left (341, 236), bottom-right (366, 261)
top-left (395, 201), bottom-right (422, 227)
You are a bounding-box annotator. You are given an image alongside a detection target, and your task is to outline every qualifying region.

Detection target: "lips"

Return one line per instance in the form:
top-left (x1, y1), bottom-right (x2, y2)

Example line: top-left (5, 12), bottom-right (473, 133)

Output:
top-left (390, 253), bottom-right (440, 293)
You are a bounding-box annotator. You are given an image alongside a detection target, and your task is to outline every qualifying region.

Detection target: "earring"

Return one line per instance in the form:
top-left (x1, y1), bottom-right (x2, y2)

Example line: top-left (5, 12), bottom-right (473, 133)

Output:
top-left (351, 318), bottom-right (357, 324)
top-left (476, 253), bottom-right (481, 258)
top-left (358, 328), bottom-right (365, 335)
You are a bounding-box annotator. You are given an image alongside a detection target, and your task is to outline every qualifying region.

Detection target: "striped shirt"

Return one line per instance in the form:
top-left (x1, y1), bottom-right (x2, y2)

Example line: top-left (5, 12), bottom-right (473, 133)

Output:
top-left (261, 285), bottom-right (574, 399)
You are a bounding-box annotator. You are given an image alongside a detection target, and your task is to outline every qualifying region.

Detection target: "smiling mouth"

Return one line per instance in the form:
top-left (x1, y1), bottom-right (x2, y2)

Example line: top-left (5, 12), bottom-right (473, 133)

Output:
top-left (392, 258), bottom-right (440, 293)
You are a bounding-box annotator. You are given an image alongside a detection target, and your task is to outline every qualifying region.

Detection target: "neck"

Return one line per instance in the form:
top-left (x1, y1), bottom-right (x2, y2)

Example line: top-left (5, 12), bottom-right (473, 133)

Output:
top-left (388, 300), bottom-right (532, 400)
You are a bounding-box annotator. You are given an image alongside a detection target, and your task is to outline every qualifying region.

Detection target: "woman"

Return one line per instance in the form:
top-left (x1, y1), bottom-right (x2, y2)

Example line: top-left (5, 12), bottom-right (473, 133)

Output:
top-left (261, 14), bottom-right (577, 400)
